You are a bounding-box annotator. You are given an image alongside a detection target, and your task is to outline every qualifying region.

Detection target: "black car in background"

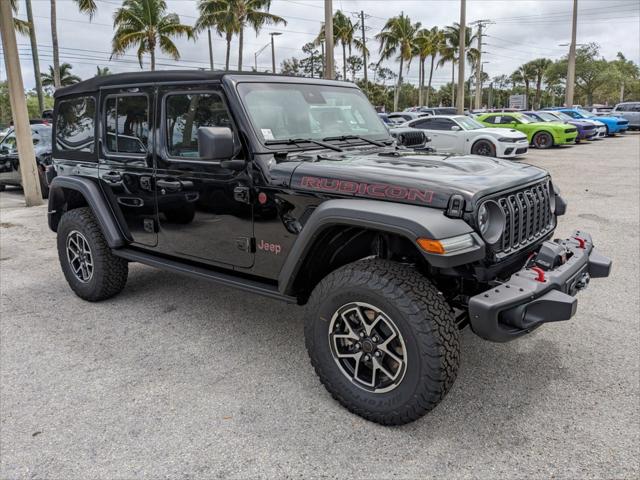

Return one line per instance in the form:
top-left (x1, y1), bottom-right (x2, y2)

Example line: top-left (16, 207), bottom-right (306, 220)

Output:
top-left (0, 124), bottom-right (53, 197)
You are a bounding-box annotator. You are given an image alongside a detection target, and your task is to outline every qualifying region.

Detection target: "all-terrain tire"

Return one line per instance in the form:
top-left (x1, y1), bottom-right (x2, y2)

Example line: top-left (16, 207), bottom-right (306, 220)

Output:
top-left (305, 259), bottom-right (460, 425)
top-left (57, 207), bottom-right (128, 301)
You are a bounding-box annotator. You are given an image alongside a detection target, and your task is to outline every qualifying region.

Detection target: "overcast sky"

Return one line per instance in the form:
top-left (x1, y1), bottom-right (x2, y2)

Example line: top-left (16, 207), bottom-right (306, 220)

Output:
top-left (3, 0), bottom-right (639, 90)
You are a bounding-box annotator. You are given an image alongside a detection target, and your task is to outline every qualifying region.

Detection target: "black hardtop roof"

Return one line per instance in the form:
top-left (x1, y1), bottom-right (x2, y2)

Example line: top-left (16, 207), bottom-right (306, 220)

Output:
top-left (54, 70), bottom-right (354, 98)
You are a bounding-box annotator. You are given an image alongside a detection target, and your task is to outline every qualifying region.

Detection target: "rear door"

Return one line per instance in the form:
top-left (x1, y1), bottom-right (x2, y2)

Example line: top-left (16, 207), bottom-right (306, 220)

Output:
top-left (154, 85), bottom-right (254, 268)
top-left (419, 117), bottom-right (459, 152)
top-left (98, 88), bottom-right (157, 246)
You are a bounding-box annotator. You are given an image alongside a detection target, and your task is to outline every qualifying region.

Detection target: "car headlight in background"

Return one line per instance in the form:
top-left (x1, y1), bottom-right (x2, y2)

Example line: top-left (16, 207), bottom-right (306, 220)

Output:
top-left (476, 200), bottom-right (505, 245)
top-left (497, 137), bottom-right (517, 143)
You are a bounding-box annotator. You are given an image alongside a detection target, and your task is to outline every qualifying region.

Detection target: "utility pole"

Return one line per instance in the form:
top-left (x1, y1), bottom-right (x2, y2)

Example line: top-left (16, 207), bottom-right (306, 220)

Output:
top-left (269, 32), bottom-right (282, 74)
top-left (324, 0), bottom-right (335, 79)
top-left (471, 20), bottom-right (491, 110)
top-left (565, 0), bottom-right (578, 107)
top-left (456, 0), bottom-right (466, 114)
top-left (360, 10), bottom-right (367, 85)
top-left (25, 0), bottom-right (44, 114)
top-left (207, 28), bottom-right (214, 70)
top-left (0, 1), bottom-right (43, 206)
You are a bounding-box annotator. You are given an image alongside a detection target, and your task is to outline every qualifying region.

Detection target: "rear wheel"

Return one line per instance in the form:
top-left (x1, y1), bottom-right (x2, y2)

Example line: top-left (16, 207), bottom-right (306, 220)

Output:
top-left (57, 207), bottom-right (128, 301)
top-left (305, 259), bottom-right (460, 425)
top-left (471, 139), bottom-right (496, 157)
top-left (533, 131), bottom-right (553, 149)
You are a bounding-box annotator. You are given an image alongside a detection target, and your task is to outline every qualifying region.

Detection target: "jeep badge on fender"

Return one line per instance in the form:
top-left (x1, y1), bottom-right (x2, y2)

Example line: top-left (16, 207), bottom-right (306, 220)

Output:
top-left (47, 71), bottom-right (611, 426)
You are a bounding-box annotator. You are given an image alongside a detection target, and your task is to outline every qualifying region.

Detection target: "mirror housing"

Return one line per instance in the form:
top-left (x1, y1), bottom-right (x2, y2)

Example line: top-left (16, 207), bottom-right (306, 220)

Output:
top-left (450, 125), bottom-right (461, 131)
top-left (197, 127), bottom-right (240, 162)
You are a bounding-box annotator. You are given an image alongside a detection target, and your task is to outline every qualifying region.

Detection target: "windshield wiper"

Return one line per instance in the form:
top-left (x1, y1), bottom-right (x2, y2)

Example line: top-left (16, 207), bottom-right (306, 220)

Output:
top-left (265, 138), bottom-right (343, 152)
top-left (322, 134), bottom-right (387, 147)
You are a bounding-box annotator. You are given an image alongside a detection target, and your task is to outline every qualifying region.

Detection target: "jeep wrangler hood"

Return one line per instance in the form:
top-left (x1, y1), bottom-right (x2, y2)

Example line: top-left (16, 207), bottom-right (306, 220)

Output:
top-left (287, 151), bottom-right (548, 210)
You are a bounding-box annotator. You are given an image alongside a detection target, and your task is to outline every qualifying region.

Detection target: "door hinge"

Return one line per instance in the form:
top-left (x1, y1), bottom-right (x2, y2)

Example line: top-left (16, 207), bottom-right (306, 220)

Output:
top-left (233, 186), bottom-right (251, 204)
top-left (235, 237), bottom-right (253, 252)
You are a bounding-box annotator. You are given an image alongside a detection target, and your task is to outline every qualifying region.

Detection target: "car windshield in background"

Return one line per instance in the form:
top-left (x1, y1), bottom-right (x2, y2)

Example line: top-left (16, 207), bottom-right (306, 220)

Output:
top-left (576, 108), bottom-right (596, 118)
top-left (552, 111), bottom-right (573, 121)
top-left (518, 115), bottom-right (535, 124)
top-left (456, 116), bottom-right (485, 130)
top-left (537, 112), bottom-right (561, 122)
top-left (237, 83), bottom-right (389, 145)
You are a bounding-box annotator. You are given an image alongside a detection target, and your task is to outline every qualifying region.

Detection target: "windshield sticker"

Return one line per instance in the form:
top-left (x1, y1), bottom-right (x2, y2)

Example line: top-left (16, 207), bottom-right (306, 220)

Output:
top-left (261, 129), bottom-right (275, 140)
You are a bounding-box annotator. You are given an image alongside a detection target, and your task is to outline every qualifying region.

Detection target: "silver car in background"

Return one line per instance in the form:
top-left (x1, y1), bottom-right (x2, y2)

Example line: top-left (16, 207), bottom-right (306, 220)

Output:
top-left (611, 102), bottom-right (640, 130)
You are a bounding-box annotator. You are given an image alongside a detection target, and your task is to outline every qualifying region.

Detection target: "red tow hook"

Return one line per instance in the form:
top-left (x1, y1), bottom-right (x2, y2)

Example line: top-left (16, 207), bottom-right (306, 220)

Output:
top-left (573, 236), bottom-right (587, 249)
top-left (530, 266), bottom-right (546, 282)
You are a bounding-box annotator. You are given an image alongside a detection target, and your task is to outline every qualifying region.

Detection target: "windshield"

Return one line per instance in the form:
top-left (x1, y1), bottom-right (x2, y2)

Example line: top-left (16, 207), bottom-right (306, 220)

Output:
top-left (575, 108), bottom-right (596, 118)
top-left (456, 116), bottom-right (485, 130)
top-left (237, 82), bottom-right (389, 145)
top-left (551, 111), bottom-right (572, 121)
top-left (517, 115), bottom-right (535, 124)
top-left (537, 112), bottom-right (561, 122)
top-left (0, 127), bottom-right (50, 153)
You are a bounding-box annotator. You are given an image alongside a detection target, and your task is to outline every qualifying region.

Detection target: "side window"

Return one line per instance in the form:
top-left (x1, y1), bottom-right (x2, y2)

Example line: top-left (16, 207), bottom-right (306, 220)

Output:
top-left (55, 96), bottom-right (95, 153)
top-left (104, 95), bottom-right (149, 154)
top-left (483, 116), bottom-right (497, 124)
top-left (428, 118), bottom-right (455, 131)
top-left (412, 119), bottom-right (431, 129)
top-left (500, 115), bottom-right (516, 124)
top-left (564, 110), bottom-right (578, 118)
top-left (631, 104), bottom-right (640, 112)
top-left (616, 104), bottom-right (628, 112)
top-left (165, 92), bottom-right (232, 159)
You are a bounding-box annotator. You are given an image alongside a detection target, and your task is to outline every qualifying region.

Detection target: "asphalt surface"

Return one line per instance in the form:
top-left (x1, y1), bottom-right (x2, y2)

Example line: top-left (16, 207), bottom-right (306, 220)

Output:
top-left (1, 133), bottom-right (639, 479)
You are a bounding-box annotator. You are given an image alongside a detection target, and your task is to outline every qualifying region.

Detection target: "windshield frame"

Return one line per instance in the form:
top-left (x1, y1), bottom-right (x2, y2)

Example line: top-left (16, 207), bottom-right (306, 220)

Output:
top-left (235, 80), bottom-right (392, 151)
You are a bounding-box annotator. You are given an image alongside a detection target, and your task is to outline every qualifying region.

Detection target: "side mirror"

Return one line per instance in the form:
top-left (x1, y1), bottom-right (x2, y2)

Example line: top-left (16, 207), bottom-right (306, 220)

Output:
top-left (450, 125), bottom-right (461, 131)
top-left (197, 126), bottom-right (238, 159)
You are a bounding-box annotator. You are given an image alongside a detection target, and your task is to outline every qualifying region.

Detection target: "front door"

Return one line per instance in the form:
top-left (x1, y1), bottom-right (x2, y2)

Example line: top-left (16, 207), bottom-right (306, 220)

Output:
top-left (413, 117), bottom-right (460, 152)
top-left (154, 85), bottom-right (254, 268)
top-left (98, 88), bottom-right (157, 246)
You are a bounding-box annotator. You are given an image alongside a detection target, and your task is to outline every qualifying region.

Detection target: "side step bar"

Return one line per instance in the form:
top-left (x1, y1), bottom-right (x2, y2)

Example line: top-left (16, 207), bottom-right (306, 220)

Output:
top-left (113, 248), bottom-right (297, 304)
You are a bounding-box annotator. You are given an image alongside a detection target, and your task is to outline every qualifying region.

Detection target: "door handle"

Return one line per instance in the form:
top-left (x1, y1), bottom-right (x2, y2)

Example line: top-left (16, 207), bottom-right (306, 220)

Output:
top-left (102, 172), bottom-right (122, 183)
top-left (157, 179), bottom-right (182, 192)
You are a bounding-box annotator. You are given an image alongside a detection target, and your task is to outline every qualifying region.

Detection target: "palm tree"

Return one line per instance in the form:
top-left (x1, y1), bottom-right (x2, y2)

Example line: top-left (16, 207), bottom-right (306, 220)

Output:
top-left (111, 0), bottom-right (195, 71)
top-left (512, 62), bottom-right (536, 109)
top-left (95, 66), bottom-right (111, 77)
top-left (232, 1), bottom-right (286, 71)
top-left (315, 11), bottom-right (367, 81)
top-left (528, 58), bottom-right (552, 109)
top-left (438, 23), bottom-right (478, 107)
top-left (376, 13), bottom-right (421, 111)
top-left (41, 63), bottom-right (81, 88)
top-left (413, 27), bottom-right (443, 107)
top-left (196, 0), bottom-right (238, 71)
top-left (10, 0), bottom-right (30, 35)
top-left (49, 0), bottom-right (97, 88)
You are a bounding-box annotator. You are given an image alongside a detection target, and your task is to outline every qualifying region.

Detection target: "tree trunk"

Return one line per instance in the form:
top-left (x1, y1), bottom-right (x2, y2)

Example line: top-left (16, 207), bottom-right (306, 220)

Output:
top-left (620, 82), bottom-right (625, 102)
top-left (50, 0), bottom-right (60, 88)
top-left (225, 34), bottom-right (231, 71)
top-left (394, 57), bottom-right (403, 112)
top-left (150, 42), bottom-right (155, 71)
top-left (25, 0), bottom-right (44, 114)
top-left (418, 58), bottom-right (424, 107)
top-left (451, 62), bottom-right (455, 107)
top-left (207, 28), bottom-right (214, 71)
top-left (524, 81), bottom-right (529, 109)
top-left (238, 28), bottom-right (243, 71)
top-left (426, 54), bottom-right (435, 107)
top-left (342, 42), bottom-right (346, 81)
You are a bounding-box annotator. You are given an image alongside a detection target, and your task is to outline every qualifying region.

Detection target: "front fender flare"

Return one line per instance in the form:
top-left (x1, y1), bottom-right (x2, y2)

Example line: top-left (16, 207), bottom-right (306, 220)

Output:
top-left (47, 176), bottom-right (128, 249)
top-left (277, 199), bottom-right (485, 295)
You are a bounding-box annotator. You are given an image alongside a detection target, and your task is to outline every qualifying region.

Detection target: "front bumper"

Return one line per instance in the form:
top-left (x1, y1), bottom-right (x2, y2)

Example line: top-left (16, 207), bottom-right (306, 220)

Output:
top-left (497, 140), bottom-right (529, 158)
top-left (468, 230), bottom-right (611, 342)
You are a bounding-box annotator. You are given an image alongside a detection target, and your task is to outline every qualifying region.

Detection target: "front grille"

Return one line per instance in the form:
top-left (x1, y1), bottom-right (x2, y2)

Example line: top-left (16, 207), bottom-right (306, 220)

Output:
top-left (584, 125), bottom-right (595, 130)
top-left (491, 180), bottom-right (554, 255)
top-left (565, 128), bottom-right (577, 133)
top-left (515, 147), bottom-right (527, 154)
top-left (395, 131), bottom-right (425, 147)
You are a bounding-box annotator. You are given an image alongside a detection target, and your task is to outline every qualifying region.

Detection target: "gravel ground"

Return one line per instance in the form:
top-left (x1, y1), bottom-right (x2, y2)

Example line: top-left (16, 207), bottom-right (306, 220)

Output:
top-left (1, 133), bottom-right (639, 479)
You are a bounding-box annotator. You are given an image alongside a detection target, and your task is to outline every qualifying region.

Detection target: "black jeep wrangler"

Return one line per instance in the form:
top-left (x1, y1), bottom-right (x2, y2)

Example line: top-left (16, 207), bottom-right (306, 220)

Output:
top-left (47, 72), bottom-right (611, 425)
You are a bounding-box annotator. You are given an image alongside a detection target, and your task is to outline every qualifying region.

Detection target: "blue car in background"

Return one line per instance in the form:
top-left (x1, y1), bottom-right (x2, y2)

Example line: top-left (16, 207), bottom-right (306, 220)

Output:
top-left (545, 107), bottom-right (629, 135)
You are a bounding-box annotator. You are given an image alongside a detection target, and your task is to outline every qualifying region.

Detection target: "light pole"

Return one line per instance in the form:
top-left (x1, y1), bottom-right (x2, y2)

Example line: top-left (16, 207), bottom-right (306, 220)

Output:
top-left (564, 0), bottom-right (578, 107)
top-left (270, 32), bottom-right (282, 74)
top-left (324, 0), bottom-right (335, 79)
top-left (254, 42), bottom-right (270, 71)
top-left (456, 0), bottom-right (466, 114)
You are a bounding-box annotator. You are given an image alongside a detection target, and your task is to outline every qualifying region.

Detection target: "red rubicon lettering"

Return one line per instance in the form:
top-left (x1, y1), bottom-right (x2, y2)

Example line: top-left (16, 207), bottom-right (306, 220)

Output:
top-left (299, 176), bottom-right (434, 204)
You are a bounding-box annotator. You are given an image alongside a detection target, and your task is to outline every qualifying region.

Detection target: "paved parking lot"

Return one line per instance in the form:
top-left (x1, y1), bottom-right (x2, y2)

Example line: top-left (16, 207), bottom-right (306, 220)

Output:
top-left (1, 133), bottom-right (639, 479)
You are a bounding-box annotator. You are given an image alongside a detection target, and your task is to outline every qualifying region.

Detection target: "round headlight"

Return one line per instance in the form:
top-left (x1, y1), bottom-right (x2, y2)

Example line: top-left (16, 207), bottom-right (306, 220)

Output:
top-left (476, 200), bottom-right (506, 245)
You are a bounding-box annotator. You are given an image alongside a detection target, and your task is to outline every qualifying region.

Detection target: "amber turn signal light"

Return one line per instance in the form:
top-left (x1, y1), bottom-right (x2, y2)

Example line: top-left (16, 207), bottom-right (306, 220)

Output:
top-left (417, 238), bottom-right (445, 254)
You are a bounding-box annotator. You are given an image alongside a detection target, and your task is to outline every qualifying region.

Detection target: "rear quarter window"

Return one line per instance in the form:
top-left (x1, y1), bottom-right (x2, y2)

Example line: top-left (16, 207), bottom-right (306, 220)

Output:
top-left (54, 96), bottom-right (96, 158)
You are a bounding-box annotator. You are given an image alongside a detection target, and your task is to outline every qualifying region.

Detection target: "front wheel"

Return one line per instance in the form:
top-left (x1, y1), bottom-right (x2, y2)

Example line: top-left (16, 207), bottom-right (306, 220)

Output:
top-left (57, 207), bottom-right (128, 301)
top-left (305, 259), bottom-right (460, 425)
top-left (471, 139), bottom-right (496, 157)
top-left (532, 131), bottom-right (554, 149)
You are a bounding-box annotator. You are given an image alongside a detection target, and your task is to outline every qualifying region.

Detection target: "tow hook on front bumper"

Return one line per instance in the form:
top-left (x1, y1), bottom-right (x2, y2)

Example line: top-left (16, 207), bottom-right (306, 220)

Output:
top-left (468, 230), bottom-right (612, 342)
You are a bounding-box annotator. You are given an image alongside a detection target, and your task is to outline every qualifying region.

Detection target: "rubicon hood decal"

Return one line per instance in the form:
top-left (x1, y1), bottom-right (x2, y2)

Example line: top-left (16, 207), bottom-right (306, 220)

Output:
top-left (299, 176), bottom-right (434, 204)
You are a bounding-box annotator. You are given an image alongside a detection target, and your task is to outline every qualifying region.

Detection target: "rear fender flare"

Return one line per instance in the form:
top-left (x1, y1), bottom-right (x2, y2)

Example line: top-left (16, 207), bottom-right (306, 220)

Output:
top-left (47, 176), bottom-right (129, 249)
top-left (277, 199), bottom-right (485, 295)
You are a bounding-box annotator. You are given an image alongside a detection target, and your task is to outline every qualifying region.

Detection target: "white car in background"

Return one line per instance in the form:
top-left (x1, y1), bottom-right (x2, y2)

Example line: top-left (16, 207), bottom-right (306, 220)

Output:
top-left (404, 115), bottom-right (529, 158)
